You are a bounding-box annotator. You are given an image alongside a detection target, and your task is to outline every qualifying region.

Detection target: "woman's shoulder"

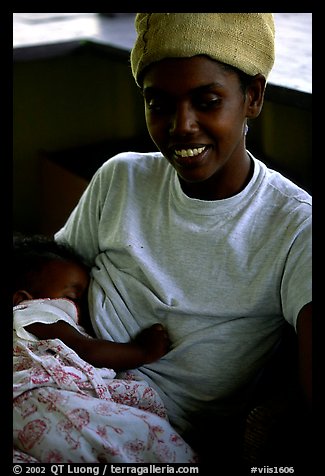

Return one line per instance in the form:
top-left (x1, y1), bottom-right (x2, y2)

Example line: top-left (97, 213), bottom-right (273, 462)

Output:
top-left (254, 157), bottom-right (311, 207)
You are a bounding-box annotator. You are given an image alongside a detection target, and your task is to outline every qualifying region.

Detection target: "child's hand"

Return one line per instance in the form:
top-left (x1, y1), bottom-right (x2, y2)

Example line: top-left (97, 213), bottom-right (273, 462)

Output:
top-left (135, 323), bottom-right (171, 363)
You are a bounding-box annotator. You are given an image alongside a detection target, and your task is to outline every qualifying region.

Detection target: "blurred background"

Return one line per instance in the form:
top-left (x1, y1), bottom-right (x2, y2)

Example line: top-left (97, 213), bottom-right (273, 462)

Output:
top-left (13, 13), bottom-right (312, 235)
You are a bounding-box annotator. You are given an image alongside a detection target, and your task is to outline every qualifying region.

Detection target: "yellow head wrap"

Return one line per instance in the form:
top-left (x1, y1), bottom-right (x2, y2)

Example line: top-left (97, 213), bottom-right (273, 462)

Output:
top-left (130, 13), bottom-right (275, 86)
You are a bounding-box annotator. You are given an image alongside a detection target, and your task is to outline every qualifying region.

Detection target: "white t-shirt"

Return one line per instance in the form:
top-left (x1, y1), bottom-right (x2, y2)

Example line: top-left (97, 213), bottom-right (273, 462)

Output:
top-left (55, 151), bottom-right (312, 435)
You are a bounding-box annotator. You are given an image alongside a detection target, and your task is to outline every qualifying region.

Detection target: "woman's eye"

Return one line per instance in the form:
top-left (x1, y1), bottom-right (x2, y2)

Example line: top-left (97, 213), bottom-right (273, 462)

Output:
top-left (146, 98), bottom-right (166, 112)
top-left (145, 96), bottom-right (173, 114)
top-left (195, 95), bottom-right (220, 109)
top-left (147, 100), bottom-right (160, 111)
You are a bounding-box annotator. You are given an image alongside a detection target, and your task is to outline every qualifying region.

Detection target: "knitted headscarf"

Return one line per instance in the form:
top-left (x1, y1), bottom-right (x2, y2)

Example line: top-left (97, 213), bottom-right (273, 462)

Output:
top-left (130, 13), bottom-right (275, 86)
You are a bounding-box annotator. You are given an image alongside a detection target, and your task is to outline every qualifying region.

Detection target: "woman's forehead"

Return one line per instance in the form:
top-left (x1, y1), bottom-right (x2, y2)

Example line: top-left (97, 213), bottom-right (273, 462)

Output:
top-left (142, 56), bottom-right (237, 92)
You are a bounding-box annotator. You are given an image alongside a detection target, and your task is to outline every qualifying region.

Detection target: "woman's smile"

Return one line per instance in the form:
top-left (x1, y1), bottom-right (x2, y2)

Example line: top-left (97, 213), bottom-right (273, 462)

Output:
top-left (172, 145), bottom-right (209, 168)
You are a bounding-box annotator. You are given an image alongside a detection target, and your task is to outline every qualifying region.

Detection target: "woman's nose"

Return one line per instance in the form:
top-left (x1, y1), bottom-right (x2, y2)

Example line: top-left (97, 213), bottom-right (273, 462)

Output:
top-left (169, 102), bottom-right (198, 136)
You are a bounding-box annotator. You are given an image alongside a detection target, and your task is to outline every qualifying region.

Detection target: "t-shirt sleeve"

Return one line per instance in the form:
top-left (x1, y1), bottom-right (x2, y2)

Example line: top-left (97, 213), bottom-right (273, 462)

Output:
top-left (54, 157), bottom-right (114, 266)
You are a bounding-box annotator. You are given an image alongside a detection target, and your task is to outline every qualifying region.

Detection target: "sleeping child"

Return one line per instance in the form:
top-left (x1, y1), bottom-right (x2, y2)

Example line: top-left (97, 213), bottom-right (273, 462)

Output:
top-left (13, 233), bottom-right (197, 464)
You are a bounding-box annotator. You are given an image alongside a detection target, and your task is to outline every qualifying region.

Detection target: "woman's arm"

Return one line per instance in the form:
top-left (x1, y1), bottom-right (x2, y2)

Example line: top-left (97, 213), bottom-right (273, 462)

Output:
top-left (25, 320), bottom-right (170, 370)
top-left (296, 301), bottom-right (312, 408)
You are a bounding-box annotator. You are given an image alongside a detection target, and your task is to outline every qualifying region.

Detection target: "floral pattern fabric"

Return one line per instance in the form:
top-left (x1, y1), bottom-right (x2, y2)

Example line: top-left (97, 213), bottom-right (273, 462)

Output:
top-left (13, 301), bottom-right (197, 463)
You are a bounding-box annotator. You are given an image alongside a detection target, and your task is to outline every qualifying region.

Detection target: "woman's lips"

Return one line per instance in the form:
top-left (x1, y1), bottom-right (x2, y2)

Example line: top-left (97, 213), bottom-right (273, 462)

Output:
top-left (175, 146), bottom-right (206, 158)
top-left (173, 146), bottom-right (208, 167)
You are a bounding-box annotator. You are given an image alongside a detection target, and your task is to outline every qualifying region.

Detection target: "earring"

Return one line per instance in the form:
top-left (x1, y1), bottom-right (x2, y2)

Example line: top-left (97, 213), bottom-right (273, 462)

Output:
top-left (244, 124), bottom-right (249, 136)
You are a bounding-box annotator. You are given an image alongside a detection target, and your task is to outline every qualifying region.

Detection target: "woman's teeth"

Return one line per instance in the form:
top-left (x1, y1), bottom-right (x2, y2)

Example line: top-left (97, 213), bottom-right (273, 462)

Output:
top-left (175, 146), bottom-right (206, 158)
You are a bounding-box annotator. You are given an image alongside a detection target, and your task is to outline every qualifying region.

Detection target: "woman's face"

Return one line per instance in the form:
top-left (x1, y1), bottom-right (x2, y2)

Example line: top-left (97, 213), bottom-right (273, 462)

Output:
top-left (142, 56), bottom-right (257, 199)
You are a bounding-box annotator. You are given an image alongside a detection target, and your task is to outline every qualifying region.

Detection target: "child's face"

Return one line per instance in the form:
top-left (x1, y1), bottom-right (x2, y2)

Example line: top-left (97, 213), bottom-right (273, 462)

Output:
top-left (30, 259), bottom-right (89, 316)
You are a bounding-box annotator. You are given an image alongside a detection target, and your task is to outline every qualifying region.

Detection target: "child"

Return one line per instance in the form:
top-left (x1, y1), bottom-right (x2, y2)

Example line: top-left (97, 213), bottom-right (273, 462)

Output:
top-left (13, 232), bottom-right (170, 370)
top-left (13, 233), bottom-right (197, 463)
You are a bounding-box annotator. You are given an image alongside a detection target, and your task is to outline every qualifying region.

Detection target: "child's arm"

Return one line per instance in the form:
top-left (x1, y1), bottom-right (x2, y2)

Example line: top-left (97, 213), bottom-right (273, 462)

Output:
top-left (25, 321), bottom-right (170, 370)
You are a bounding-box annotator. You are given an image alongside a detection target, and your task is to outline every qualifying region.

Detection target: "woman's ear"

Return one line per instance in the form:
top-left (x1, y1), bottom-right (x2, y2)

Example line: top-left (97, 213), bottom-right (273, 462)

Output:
top-left (13, 290), bottom-right (33, 306)
top-left (246, 73), bottom-right (266, 119)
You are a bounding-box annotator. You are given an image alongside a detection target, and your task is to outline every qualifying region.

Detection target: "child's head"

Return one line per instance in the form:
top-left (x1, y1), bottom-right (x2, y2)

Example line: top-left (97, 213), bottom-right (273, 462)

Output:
top-left (13, 234), bottom-right (90, 316)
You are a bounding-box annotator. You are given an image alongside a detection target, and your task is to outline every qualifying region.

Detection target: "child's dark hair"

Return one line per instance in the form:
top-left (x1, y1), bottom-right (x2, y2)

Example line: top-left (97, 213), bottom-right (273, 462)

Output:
top-left (13, 233), bottom-right (88, 293)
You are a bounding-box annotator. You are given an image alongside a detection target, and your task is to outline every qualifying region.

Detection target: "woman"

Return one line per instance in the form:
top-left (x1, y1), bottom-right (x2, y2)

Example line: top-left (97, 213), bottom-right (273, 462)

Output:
top-left (55, 13), bottom-right (312, 469)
